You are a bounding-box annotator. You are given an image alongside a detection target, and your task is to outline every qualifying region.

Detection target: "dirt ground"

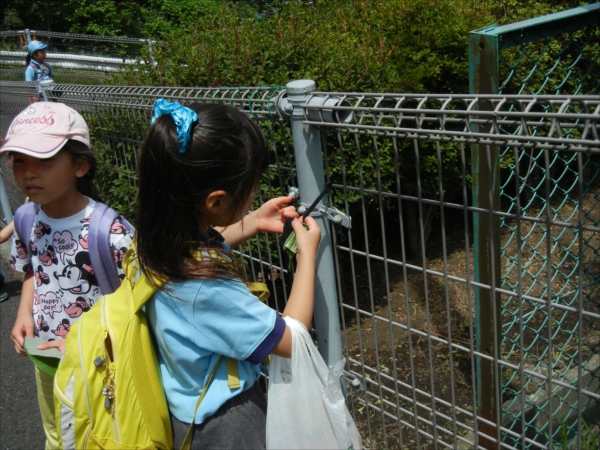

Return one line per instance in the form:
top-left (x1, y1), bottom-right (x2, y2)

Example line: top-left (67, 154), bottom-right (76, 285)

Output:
top-left (337, 185), bottom-right (600, 449)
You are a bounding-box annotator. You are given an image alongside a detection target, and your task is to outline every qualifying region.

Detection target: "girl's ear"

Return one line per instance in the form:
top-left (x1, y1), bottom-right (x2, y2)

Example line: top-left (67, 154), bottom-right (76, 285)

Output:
top-left (204, 190), bottom-right (233, 226)
top-left (74, 157), bottom-right (91, 179)
top-left (204, 190), bottom-right (229, 213)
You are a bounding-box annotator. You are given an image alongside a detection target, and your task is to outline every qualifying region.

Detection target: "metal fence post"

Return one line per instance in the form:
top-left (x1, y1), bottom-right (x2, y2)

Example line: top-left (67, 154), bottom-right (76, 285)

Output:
top-left (38, 80), bottom-right (53, 102)
top-left (469, 29), bottom-right (503, 450)
top-left (146, 39), bottom-right (157, 68)
top-left (1, 168), bottom-right (14, 223)
top-left (285, 79), bottom-right (344, 366)
top-left (24, 29), bottom-right (32, 45)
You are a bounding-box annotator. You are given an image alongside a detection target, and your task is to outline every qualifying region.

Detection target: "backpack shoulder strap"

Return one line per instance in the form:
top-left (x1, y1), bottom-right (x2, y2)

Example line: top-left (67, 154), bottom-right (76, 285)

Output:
top-left (88, 202), bottom-right (121, 295)
top-left (14, 202), bottom-right (39, 244)
top-left (181, 355), bottom-right (224, 450)
top-left (122, 246), bottom-right (159, 313)
top-left (119, 216), bottom-right (135, 234)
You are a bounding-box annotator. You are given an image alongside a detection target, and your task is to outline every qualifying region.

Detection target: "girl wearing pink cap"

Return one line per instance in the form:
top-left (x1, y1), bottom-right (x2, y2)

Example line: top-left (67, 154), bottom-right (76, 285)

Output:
top-left (1, 103), bottom-right (133, 449)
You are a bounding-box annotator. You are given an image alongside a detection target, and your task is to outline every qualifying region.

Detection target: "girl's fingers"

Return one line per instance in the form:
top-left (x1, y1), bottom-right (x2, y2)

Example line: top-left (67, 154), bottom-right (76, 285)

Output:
top-left (291, 217), bottom-right (307, 232)
top-left (268, 195), bottom-right (293, 209)
top-left (292, 216), bottom-right (321, 239)
top-left (300, 215), bottom-right (319, 231)
top-left (38, 340), bottom-right (66, 353)
top-left (281, 206), bottom-right (299, 219)
top-left (11, 336), bottom-right (25, 355)
top-left (278, 195), bottom-right (294, 204)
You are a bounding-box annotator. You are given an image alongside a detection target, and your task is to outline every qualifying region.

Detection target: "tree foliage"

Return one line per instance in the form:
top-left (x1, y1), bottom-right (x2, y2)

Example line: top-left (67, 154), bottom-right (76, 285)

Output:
top-left (118, 0), bottom-right (494, 93)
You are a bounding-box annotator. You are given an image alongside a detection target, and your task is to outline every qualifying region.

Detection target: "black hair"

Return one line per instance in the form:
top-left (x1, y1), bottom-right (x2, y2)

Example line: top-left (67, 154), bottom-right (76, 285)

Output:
top-left (61, 140), bottom-right (102, 202)
top-left (25, 49), bottom-right (44, 66)
top-left (136, 102), bottom-right (270, 285)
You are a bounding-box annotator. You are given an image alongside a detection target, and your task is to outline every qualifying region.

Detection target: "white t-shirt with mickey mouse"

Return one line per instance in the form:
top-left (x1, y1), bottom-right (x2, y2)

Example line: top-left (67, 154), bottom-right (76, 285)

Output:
top-left (10, 198), bottom-right (133, 341)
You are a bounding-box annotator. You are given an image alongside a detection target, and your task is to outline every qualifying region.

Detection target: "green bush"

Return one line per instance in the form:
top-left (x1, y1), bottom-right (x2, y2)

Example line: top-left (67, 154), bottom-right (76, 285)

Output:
top-left (118, 0), bottom-right (496, 94)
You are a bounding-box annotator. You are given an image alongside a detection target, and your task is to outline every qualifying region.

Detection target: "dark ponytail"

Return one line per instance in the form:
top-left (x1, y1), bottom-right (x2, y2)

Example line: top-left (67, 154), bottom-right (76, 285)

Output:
top-left (136, 102), bottom-right (270, 285)
top-left (26, 53), bottom-right (32, 66)
top-left (61, 140), bottom-right (102, 202)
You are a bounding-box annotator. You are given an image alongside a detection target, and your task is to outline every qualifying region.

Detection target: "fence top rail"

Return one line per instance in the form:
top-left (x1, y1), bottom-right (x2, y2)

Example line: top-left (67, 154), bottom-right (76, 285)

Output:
top-left (3, 81), bottom-right (599, 103)
top-left (468, 2), bottom-right (600, 50)
top-left (312, 91), bottom-right (600, 102)
top-left (309, 91), bottom-right (600, 112)
top-left (0, 82), bottom-right (287, 120)
top-left (307, 91), bottom-right (600, 126)
top-left (0, 29), bottom-right (155, 45)
top-left (1, 82), bottom-right (598, 141)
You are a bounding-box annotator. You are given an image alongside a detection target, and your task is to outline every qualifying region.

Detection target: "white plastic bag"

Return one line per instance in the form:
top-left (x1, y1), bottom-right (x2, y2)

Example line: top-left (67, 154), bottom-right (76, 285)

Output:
top-left (266, 317), bottom-right (362, 450)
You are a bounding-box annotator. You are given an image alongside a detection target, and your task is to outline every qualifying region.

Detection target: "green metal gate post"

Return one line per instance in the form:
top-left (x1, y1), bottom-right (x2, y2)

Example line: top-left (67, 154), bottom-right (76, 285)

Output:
top-left (468, 29), bottom-right (502, 450)
top-left (469, 4), bottom-right (600, 447)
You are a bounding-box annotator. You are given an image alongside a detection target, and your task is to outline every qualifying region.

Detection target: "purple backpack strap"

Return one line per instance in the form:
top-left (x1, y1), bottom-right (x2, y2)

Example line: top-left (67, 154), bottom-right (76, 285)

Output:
top-left (14, 202), bottom-right (39, 246)
top-left (88, 203), bottom-right (122, 295)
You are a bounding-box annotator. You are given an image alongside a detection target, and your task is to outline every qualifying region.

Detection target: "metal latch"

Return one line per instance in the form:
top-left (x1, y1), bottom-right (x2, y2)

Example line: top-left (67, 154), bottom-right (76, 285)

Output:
top-left (289, 183), bottom-right (352, 229)
top-left (299, 203), bottom-right (351, 229)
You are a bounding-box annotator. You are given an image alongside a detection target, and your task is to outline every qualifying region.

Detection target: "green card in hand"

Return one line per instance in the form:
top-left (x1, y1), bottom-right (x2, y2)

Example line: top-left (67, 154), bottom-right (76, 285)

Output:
top-left (24, 336), bottom-right (62, 377)
top-left (282, 223), bottom-right (309, 269)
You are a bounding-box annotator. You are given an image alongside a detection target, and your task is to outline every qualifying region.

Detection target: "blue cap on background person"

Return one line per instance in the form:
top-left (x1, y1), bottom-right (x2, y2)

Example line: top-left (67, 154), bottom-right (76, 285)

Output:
top-left (28, 40), bottom-right (48, 54)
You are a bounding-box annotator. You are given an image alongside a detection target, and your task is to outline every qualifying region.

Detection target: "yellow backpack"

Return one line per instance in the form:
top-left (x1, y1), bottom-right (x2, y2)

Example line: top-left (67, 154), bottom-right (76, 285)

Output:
top-left (54, 247), bottom-right (269, 449)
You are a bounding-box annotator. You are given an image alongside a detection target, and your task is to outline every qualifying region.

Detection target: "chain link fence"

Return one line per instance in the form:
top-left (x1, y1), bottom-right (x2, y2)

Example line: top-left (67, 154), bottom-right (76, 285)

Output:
top-left (1, 81), bottom-right (598, 449)
top-left (469, 4), bottom-right (600, 447)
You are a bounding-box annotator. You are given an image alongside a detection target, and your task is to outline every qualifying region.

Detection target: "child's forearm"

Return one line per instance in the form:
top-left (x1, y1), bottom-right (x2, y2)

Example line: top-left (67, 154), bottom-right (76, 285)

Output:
top-left (18, 272), bottom-right (35, 313)
top-left (281, 254), bottom-right (316, 329)
top-left (216, 213), bottom-right (258, 248)
top-left (0, 221), bottom-right (15, 244)
top-left (11, 272), bottom-right (35, 355)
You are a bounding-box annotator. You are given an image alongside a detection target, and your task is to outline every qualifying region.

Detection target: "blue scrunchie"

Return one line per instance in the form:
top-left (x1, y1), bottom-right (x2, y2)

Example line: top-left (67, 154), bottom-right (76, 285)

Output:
top-left (151, 98), bottom-right (198, 153)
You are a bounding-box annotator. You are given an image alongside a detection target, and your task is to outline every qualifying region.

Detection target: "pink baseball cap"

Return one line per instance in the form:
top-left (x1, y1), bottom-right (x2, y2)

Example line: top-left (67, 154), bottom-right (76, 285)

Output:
top-left (0, 103), bottom-right (90, 158)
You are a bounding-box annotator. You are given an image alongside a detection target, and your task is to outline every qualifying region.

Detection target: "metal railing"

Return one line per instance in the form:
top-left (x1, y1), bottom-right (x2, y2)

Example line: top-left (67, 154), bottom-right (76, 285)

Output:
top-left (1, 81), bottom-right (598, 449)
top-left (0, 30), bottom-right (155, 81)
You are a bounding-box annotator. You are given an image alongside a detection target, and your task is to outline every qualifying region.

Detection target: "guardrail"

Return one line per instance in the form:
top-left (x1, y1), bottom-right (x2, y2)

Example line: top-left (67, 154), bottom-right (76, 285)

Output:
top-left (0, 29), bottom-right (155, 80)
top-left (0, 51), bottom-right (137, 73)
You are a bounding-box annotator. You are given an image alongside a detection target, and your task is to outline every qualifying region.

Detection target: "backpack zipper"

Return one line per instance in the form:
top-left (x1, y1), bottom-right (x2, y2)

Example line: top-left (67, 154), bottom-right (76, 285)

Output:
top-left (79, 313), bottom-right (94, 448)
top-left (101, 295), bottom-right (122, 442)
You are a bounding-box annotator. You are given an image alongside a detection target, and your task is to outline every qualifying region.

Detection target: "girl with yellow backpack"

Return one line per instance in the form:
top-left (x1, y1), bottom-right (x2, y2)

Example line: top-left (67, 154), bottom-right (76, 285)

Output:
top-left (138, 99), bottom-right (321, 448)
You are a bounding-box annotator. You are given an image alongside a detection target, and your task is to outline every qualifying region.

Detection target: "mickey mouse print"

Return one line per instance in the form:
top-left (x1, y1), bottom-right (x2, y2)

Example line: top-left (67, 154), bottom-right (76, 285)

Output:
top-left (10, 199), bottom-right (133, 341)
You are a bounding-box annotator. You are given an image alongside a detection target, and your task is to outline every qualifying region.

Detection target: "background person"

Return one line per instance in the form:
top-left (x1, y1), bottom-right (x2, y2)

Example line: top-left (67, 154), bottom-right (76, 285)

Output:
top-left (25, 40), bottom-right (54, 82)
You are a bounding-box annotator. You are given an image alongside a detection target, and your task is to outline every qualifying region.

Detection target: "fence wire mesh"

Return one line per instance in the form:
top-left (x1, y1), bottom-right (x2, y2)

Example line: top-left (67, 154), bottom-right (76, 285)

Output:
top-left (300, 91), bottom-right (600, 449)
top-left (494, 10), bottom-right (599, 449)
top-left (0, 83), bottom-right (599, 449)
top-left (0, 30), bottom-right (153, 82)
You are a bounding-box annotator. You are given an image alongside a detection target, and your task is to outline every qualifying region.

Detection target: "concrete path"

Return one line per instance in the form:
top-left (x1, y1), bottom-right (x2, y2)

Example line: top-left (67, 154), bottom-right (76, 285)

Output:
top-left (1, 236), bottom-right (45, 449)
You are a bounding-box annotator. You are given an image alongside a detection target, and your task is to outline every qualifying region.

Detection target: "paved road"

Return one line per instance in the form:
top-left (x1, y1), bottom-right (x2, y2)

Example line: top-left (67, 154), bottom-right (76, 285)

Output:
top-left (1, 238), bottom-right (45, 449)
top-left (1, 95), bottom-right (44, 445)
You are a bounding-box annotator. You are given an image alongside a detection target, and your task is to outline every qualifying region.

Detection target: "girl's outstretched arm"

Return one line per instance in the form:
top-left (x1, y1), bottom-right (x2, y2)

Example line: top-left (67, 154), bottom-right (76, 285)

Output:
top-left (218, 196), bottom-right (298, 247)
top-left (10, 272), bottom-right (35, 355)
top-left (272, 216), bottom-right (321, 358)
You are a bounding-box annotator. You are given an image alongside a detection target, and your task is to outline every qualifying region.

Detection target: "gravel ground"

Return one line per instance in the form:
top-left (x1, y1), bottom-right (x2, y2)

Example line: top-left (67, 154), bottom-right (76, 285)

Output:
top-left (1, 235), bottom-right (45, 449)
